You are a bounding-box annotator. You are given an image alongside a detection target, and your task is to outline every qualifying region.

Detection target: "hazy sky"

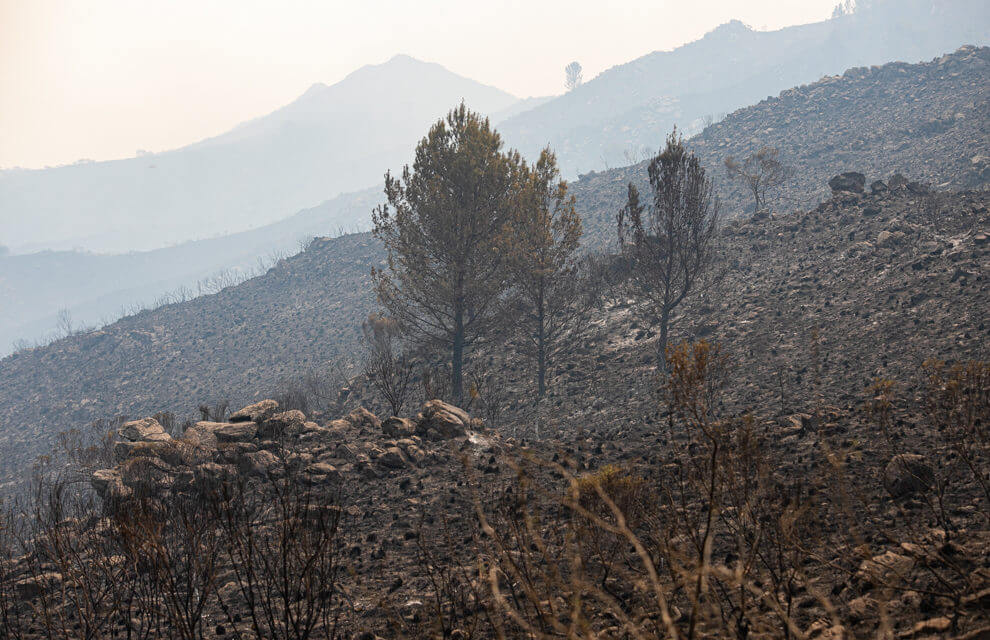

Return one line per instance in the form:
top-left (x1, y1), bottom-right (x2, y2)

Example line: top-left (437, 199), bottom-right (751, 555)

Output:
top-left (0, 0), bottom-right (838, 169)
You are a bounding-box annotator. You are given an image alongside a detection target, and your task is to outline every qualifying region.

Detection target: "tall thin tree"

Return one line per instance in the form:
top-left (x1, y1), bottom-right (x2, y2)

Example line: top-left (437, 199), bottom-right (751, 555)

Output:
top-left (372, 103), bottom-right (523, 403)
top-left (564, 62), bottom-right (583, 91)
top-left (503, 148), bottom-right (585, 398)
top-left (617, 129), bottom-right (721, 368)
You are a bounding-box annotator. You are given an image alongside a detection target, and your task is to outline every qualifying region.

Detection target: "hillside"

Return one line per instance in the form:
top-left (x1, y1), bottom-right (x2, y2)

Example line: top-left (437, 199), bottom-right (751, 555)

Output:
top-left (0, 55), bottom-right (516, 254)
top-left (498, 0), bottom-right (989, 174)
top-left (571, 45), bottom-right (990, 246)
top-left (0, 233), bottom-right (381, 491)
top-left (0, 187), bottom-right (379, 357)
top-left (6, 45), bottom-right (984, 356)
top-left (3, 180), bottom-right (987, 638)
top-left (1, 47), bottom-right (988, 490)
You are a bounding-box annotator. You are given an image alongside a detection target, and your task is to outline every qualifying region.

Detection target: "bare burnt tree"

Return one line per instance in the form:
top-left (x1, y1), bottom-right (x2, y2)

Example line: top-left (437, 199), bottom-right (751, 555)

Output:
top-left (919, 191), bottom-right (946, 233)
top-left (198, 401), bottom-right (229, 422)
top-left (115, 490), bottom-right (222, 640)
top-left (467, 364), bottom-right (511, 429)
top-left (213, 471), bottom-right (345, 640)
top-left (362, 313), bottom-right (414, 416)
top-left (0, 503), bottom-right (27, 640)
top-left (618, 129), bottom-right (721, 367)
top-left (724, 146), bottom-right (794, 215)
top-left (23, 475), bottom-right (127, 640)
top-left (564, 61), bottom-right (583, 91)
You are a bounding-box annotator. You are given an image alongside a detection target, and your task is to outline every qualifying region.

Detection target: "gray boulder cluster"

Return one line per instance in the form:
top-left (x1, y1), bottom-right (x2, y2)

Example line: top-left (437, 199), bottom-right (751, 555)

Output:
top-left (91, 398), bottom-right (478, 502)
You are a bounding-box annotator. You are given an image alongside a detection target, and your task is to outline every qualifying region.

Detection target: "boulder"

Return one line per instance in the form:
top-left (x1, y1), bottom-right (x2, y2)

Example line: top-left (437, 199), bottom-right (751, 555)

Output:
top-left (229, 399), bottom-right (279, 423)
top-left (416, 400), bottom-right (470, 440)
top-left (183, 420), bottom-right (257, 449)
top-left (182, 421), bottom-right (224, 450)
top-left (213, 422), bottom-right (258, 443)
top-left (194, 462), bottom-right (237, 490)
top-left (347, 407), bottom-right (381, 431)
top-left (303, 462), bottom-right (342, 484)
top-left (883, 454), bottom-right (934, 498)
top-left (119, 417), bottom-right (170, 442)
top-left (376, 447), bottom-right (407, 469)
top-left (888, 173), bottom-right (909, 191)
top-left (112, 439), bottom-right (193, 466)
top-left (856, 550), bottom-right (913, 586)
top-left (238, 450), bottom-right (280, 477)
top-left (382, 416), bottom-right (416, 438)
top-left (828, 172), bottom-right (866, 194)
top-left (876, 230), bottom-right (905, 248)
top-left (119, 456), bottom-right (176, 497)
top-left (258, 409), bottom-right (306, 439)
top-left (91, 468), bottom-right (128, 500)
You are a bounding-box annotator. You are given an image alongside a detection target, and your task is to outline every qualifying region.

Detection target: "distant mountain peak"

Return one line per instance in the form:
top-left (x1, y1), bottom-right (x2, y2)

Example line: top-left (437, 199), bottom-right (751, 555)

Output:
top-left (385, 53), bottom-right (420, 64)
top-left (705, 19), bottom-right (752, 38)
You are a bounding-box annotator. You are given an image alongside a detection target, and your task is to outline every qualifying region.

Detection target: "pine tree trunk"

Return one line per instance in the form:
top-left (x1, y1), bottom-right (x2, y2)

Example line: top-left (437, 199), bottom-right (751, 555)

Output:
top-left (452, 309), bottom-right (464, 405)
top-left (537, 293), bottom-right (546, 398)
top-left (657, 309), bottom-right (670, 371)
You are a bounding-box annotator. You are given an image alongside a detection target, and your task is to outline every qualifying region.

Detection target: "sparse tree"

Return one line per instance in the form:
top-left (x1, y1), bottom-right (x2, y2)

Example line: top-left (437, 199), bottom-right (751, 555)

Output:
top-left (372, 103), bottom-right (523, 403)
top-left (919, 191), bottom-right (945, 234)
top-left (503, 148), bottom-right (586, 398)
top-left (618, 130), bottom-right (721, 368)
top-left (362, 313), bottom-right (414, 416)
top-left (724, 146), bottom-right (794, 215)
top-left (564, 61), bottom-right (583, 92)
top-left (55, 308), bottom-right (74, 338)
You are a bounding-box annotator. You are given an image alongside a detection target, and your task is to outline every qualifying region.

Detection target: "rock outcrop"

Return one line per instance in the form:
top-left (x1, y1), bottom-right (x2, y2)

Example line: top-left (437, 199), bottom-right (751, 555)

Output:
top-left (91, 399), bottom-right (481, 503)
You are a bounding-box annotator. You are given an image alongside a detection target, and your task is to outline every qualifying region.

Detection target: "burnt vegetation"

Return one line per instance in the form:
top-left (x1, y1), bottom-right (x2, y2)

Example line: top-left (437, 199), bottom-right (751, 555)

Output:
top-left (2, 55), bottom-right (990, 639)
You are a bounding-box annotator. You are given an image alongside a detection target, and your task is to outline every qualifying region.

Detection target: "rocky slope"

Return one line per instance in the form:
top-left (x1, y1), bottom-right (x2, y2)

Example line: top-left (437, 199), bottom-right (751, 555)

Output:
top-left (0, 233), bottom-right (381, 492)
top-left (1, 47), bottom-right (988, 492)
top-left (498, 0), bottom-right (990, 175)
top-left (571, 45), bottom-right (990, 247)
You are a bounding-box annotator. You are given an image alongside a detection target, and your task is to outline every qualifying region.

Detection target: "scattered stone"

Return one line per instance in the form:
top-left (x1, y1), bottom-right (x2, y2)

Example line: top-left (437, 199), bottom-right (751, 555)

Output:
top-left (416, 401), bottom-right (470, 440)
top-left (382, 417), bottom-right (416, 438)
top-left (900, 617), bottom-right (951, 637)
top-left (259, 409), bottom-right (306, 438)
top-left (347, 407), bottom-right (381, 431)
top-left (883, 454), bottom-right (934, 498)
top-left (829, 172), bottom-right (866, 194)
top-left (119, 417), bottom-right (170, 442)
top-left (856, 550), bottom-right (914, 587)
top-left (229, 399), bottom-right (279, 423)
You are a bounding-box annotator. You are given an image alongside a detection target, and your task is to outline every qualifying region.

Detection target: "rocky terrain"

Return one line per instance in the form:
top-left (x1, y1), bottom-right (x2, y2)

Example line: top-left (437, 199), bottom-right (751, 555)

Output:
top-left (572, 45), bottom-right (990, 246)
top-left (1, 47), bottom-right (988, 495)
top-left (0, 233), bottom-right (381, 492)
top-left (4, 234), bottom-right (988, 635)
top-left (0, 175), bottom-right (987, 637)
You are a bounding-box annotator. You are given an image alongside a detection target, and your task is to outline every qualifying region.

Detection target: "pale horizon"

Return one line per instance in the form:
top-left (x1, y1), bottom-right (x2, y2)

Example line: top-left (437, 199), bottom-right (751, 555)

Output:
top-left (0, 0), bottom-right (839, 170)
